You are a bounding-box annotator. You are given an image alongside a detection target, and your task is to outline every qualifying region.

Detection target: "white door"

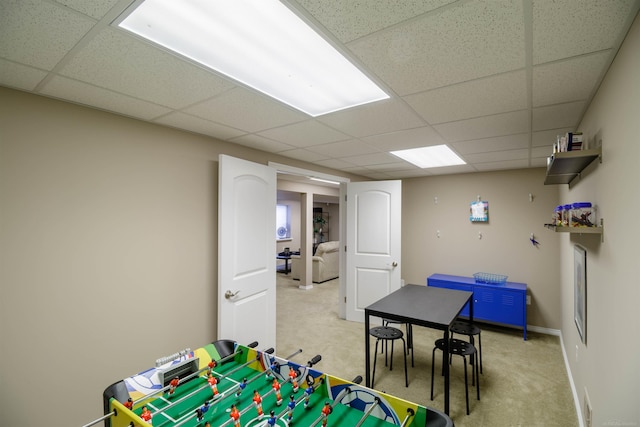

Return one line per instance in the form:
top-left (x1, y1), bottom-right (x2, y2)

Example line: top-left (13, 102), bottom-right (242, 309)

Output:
top-left (346, 180), bottom-right (402, 322)
top-left (218, 155), bottom-right (276, 350)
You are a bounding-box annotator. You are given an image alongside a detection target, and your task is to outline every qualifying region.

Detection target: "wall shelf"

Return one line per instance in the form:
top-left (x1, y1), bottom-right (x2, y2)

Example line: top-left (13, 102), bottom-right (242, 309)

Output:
top-left (544, 147), bottom-right (602, 187)
top-left (544, 219), bottom-right (604, 242)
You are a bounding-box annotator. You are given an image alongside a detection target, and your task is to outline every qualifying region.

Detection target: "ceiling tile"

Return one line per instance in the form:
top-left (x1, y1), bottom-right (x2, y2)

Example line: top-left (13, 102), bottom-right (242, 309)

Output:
top-left (532, 127), bottom-right (574, 148)
top-left (229, 134), bottom-right (296, 153)
top-left (307, 139), bottom-right (379, 157)
top-left (473, 159), bottom-right (530, 171)
top-left (58, 28), bottom-right (236, 109)
top-left (531, 145), bottom-right (551, 159)
top-left (154, 112), bottom-right (246, 140)
top-left (279, 148), bottom-right (330, 163)
top-left (362, 126), bottom-right (446, 150)
top-left (453, 133), bottom-right (530, 154)
top-left (318, 98), bottom-right (425, 138)
top-left (532, 0), bottom-right (638, 64)
top-left (185, 87), bottom-right (306, 133)
top-left (0, 59), bottom-right (47, 91)
top-left (463, 148), bottom-right (529, 164)
top-left (348, 0), bottom-right (525, 95)
top-left (0, 0), bottom-right (95, 69)
top-left (40, 76), bottom-right (172, 120)
top-left (405, 70), bottom-right (527, 124)
top-left (314, 158), bottom-right (362, 169)
top-left (342, 152), bottom-right (401, 166)
top-left (55, 0), bottom-right (120, 19)
top-left (533, 51), bottom-right (611, 107)
top-left (259, 120), bottom-right (350, 147)
top-left (294, 0), bottom-right (455, 43)
top-left (434, 110), bottom-right (530, 142)
top-left (532, 101), bottom-right (586, 132)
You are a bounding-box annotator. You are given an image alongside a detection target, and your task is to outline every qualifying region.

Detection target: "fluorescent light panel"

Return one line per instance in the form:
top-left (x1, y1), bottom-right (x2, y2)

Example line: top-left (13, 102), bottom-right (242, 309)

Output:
top-left (116, 0), bottom-right (389, 116)
top-left (391, 145), bottom-right (466, 168)
top-left (309, 177), bottom-right (340, 185)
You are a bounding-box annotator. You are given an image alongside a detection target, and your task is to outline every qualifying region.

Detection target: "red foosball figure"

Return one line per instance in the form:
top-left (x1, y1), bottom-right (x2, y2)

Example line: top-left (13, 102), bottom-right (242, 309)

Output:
top-left (253, 390), bottom-right (264, 419)
top-left (229, 404), bottom-right (241, 427)
top-left (168, 376), bottom-right (179, 396)
top-left (207, 360), bottom-right (217, 375)
top-left (321, 401), bottom-right (332, 426)
top-left (272, 378), bottom-right (282, 406)
top-left (208, 373), bottom-right (219, 397)
top-left (124, 397), bottom-right (134, 410)
top-left (289, 367), bottom-right (299, 392)
top-left (140, 405), bottom-right (153, 424)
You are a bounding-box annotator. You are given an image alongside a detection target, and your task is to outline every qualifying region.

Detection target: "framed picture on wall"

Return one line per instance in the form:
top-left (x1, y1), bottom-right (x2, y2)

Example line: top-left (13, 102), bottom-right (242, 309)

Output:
top-left (574, 244), bottom-right (587, 344)
top-left (470, 200), bottom-right (489, 222)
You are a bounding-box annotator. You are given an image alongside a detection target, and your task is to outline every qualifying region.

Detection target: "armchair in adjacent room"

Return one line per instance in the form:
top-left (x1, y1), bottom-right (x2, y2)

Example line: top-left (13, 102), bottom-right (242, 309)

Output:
top-left (290, 241), bottom-right (340, 283)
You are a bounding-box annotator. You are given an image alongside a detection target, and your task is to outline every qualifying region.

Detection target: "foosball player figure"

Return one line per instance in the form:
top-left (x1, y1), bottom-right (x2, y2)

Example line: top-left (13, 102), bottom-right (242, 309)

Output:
top-left (168, 376), bottom-right (180, 396)
top-left (124, 397), bottom-right (134, 410)
top-left (267, 410), bottom-right (277, 426)
top-left (235, 378), bottom-right (248, 398)
top-left (196, 400), bottom-right (210, 421)
top-left (253, 390), bottom-right (264, 419)
top-left (229, 404), bottom-right (241, 427)
top-left (289, 366), bottom-right (299, 392)
top-left (266, 357), bottom-right (277, 380)
top-left (287, 394), bottom-right (296, 423)
top-left (272, 378), bottom-right (282, 406)
top-left (208, 373), bottom-right (219, 397)
top-left (303, 383), bottom-right (314, 409)
top-left (204, 423), bottom-right (211, 427)
top-left (140, 405), bottom-right (153, 424)
top-left (207, 359), bottom-right (217, 375)
top-left (321, 401), bottom-right (332, 427)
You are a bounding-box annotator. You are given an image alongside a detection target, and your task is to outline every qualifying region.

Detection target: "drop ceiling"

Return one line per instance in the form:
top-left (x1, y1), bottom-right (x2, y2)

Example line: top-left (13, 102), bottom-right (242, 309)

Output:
top-left (1, 0), bottom-right (638, 180)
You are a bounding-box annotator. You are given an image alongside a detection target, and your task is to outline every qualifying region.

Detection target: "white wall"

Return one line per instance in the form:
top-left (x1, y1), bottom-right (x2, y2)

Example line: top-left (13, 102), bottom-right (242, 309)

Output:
top-left (559, 12), bottom-right (640, 426)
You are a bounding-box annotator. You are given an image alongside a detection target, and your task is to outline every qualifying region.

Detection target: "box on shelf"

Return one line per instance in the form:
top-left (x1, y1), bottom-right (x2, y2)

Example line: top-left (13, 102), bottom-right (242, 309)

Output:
top-left (570, 202), bottom-right (596, 227)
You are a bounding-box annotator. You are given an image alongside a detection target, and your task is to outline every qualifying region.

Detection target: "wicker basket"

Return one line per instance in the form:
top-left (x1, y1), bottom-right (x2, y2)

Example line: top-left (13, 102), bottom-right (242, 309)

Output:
top-left (473, 272), bottom-right (508, 285)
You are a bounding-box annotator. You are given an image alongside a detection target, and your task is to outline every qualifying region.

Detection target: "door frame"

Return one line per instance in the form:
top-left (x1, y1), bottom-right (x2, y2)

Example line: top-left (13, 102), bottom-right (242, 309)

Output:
top-left (269, 162), bottom-right (349, 318)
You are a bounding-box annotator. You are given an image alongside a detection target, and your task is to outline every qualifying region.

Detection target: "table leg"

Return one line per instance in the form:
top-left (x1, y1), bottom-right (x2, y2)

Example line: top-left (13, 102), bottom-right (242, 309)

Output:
top-left (443, 328), bottom-right (450, 415)
top-left (365, 313), bottom-right (371, 387)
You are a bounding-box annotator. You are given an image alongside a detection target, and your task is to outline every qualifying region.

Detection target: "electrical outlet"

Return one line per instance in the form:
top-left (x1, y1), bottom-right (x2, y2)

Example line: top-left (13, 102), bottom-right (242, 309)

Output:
top-left (583, 389), bottom-right (593, 427)
top-left (526, 295), bottom-right (531, 305)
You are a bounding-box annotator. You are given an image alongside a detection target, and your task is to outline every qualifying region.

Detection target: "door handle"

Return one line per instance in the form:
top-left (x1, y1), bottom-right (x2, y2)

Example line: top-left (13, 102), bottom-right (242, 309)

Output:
top-left (391, 261), bottom-right (398, 267)
top-left (225, 290), bottom-right (240, 299)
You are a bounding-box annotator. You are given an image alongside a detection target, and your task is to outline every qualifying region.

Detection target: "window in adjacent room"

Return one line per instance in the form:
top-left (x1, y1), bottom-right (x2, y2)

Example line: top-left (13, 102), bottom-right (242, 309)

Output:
top-left (276, 204), bottom-right (291, 240)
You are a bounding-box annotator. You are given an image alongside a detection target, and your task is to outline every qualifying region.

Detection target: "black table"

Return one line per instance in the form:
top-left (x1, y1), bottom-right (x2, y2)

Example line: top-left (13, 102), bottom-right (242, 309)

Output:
top-left (364, 284), bottom-right (473, 415)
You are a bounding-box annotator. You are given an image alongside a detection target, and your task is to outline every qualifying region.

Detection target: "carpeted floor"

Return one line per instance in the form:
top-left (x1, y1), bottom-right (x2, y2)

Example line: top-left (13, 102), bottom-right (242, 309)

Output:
top-left (275, 274), bottom-right (578, 427)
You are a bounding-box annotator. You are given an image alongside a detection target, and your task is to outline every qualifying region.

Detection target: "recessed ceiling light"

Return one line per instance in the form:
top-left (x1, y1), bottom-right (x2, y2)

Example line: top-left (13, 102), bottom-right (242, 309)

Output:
top-left (115, 0), bottom-right (389, 117)
top-left (390, 145), bottom-right (466, 168)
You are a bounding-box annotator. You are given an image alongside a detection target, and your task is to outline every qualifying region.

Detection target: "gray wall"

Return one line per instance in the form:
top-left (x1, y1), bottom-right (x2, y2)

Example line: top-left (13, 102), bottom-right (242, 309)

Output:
top-left (401, 168), bottom-right (562, 330)
top-left (558, 12), bottom-right (640, 426)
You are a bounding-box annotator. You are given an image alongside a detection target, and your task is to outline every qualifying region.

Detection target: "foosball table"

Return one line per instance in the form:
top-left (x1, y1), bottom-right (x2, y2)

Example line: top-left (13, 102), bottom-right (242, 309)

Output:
top-left (87, 340), bottom-right (430, 427)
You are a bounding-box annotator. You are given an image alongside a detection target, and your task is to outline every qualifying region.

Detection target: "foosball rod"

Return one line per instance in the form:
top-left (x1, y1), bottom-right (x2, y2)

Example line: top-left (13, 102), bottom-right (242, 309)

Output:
top-left (273, 374), bottom-right (326, 421)
top-left (135, 341), bottom-right (260, 405)
top-left (307, 375), bottom-right (362, 427)
top-left (354, 397), bottom-right (380, 427)
top-left (81, 410), bottom-right (115, 427)
top-left (400, 408), bottom-right (416, 427)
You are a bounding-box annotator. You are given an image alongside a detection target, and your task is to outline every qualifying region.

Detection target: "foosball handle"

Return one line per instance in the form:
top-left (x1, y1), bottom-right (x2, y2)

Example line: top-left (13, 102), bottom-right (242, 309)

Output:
top-left (307, 355), bottom-right (322, 366)
top-left (264, 348), bottom-right (275, 354)
top-left (247, 341), bottom-right (259, 348)
top-left (351, 375), bottom-right (363, 385)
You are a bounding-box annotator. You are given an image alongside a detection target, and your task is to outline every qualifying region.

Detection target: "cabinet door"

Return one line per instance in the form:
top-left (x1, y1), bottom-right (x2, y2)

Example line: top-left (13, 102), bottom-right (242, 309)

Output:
top-left (428, 279), bottom-right (472, 317)
top-left (474, 286), bottom-right (524, 326)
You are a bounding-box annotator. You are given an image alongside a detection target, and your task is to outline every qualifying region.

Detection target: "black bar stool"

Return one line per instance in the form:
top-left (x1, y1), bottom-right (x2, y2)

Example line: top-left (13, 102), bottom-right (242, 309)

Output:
top-left (450, 320), bottom-right (483, 374)
top-left (383, 319), bottom-right (414, 366)
top-left (369, 325), bottom-right (408, 388)
top-left (431, 338), bottom-right (480, 415)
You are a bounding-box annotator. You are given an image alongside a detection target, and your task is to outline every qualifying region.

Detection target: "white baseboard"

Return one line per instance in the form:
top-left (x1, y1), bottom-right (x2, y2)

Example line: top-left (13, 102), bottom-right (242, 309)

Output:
top-left (526, 324), bottom-right (561, 336)
top-left (557, 330), bottom-right (585, 427)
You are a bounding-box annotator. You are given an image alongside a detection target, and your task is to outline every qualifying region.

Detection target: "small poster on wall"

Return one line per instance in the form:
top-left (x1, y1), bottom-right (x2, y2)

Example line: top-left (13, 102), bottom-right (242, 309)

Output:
top-left (470, 200), bottom-right (489, 222)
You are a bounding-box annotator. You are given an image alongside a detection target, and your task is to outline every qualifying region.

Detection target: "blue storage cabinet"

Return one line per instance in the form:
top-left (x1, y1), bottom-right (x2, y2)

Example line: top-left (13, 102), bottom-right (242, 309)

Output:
top-left (427, 274), bottom-right (527, 340)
